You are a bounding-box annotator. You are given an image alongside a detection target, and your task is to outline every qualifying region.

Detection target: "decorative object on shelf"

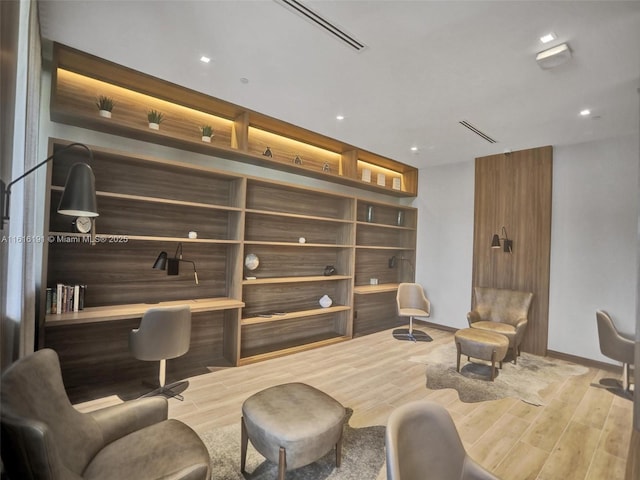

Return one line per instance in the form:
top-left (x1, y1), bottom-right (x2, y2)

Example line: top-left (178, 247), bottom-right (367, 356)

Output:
top-left (370, 278), bottom-right (379, 285)
top-left (361, 168), bottom-right (371, 183)
top-left (95, 95), bottom-right (114, 118)
top-left (147, 109), bottom-right (165, 130)
top-left (293, 155), bottom-right (302, 165)
top-left (188, 231), bottom-right (198, 239)
top-left (319, 294), bottom-right (333, 308)
top-left (323, 265), bottom-right (337, 276)
top-left (322, 162), bottom-right (331, 173)
top-left (365, 205), bottom-right (374, 223)
top-left (377, 173), bottom-right (386, 187)
top-left (263, 147), bottom-right (272, 157)
top-left (244, 253), bottom-right (260, 279)
top-left (200, 125), bottom-right (214, 143)
top-left (152, 243), bottom-right (199, 284)
top-left (392, 177), bottom-right (402, 190)
top-left (298, 237), bottom-right (306, 244)
top-left (74, 216), bottom-right (92, 233)
top-left (389, 255), bottom-right (415, 274)
top-left (1, 142), bottom-right (98, 230)
top-left (491, 226), bottom-right (513, 253)
top-left (396, 210), bottom-right (405, 226)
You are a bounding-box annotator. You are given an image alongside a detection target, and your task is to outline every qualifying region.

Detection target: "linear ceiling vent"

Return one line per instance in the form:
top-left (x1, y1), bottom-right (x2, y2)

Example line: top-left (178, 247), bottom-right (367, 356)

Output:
top-left (274, 0), bottom-right (367, 52)
top-left (459, 120), bottom-right (497, 144)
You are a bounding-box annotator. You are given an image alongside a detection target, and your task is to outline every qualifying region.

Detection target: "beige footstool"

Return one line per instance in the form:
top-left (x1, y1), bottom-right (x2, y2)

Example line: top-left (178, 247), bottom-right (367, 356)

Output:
top-left (241, 382), bottom-right (346, 480)
top-left (454, 328), bottom-right (509, 381)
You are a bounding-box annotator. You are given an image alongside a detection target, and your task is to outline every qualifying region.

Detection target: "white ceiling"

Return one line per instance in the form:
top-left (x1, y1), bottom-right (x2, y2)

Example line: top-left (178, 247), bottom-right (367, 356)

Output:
top-left (38, 0), bottom-right (640, 168)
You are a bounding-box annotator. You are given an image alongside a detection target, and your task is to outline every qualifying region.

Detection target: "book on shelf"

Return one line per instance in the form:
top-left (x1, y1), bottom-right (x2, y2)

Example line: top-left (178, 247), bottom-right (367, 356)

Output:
top-left (48, 283), bottom-right (86, 314)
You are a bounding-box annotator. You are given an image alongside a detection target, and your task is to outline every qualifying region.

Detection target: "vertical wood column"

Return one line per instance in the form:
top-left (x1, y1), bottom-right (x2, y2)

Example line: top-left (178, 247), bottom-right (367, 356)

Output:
top-left (472, 146), bottom-right (552, 355)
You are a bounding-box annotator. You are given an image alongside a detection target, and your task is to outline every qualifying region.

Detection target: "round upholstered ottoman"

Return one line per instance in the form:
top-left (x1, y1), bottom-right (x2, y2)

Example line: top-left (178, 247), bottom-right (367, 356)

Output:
top-left (454, 328), bottom-right (509, 381)
top-left (241, 382), bottom-right (346, 480)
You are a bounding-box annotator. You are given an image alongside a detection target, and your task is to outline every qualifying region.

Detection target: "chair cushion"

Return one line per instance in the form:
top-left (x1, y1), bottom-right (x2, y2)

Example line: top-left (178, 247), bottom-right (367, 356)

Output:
top-left (470, 321), bottom-right (517, 344)
top-left (398, 307), bottom-right (429, 317)
top-left (83, 419), bottom-right (210, 480)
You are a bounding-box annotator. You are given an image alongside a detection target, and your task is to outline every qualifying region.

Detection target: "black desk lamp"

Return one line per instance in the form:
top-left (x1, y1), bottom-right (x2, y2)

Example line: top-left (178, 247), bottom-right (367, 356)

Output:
top-left (153, 243), bottom-right (199, 285)
top-left (1, 143), bottom-right (98, 230)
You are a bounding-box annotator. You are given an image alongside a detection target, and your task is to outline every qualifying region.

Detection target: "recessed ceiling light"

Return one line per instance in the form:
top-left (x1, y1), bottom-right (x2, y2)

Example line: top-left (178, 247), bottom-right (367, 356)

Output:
top-left (540, 32), bottom-right (556, 44)
top-left (580, 109), bottom-right (591, 116)
top-left (240, 77), bottom-right (249, 84)
top-left (410, 146), bottom-right (418, 152)
top-left (336, 115), bottom-right (344, 120)
top-left (200, 56), bottom-right (211, 63)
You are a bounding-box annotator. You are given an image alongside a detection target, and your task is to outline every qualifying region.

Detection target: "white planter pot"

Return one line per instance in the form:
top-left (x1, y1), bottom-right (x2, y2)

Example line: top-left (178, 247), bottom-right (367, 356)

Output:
top-left (319, 294), bottom-right (333, 308)
top-left (148, 122), bottom-right (160, 130)
top-left (99, 110), bottom-right (112, 118)
top-left (202, 136), bottom-right (211, 143)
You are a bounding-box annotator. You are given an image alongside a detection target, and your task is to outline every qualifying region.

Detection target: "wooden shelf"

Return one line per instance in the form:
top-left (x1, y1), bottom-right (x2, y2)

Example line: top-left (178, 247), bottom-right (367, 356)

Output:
top-left (245, 209), bottom-right (353, 224)
top-left (238, 334), bottom-right (350, 365)
top-left (243, 275), bottom-right (351, 285)
top-left (354, 283), bottom-right (400, 295)
top-left (51, 42), bottom-right (418, 197)
top-left (242, 306), bottom-right (351, 325)
top-left (45, 297), bottom-right (244, 326)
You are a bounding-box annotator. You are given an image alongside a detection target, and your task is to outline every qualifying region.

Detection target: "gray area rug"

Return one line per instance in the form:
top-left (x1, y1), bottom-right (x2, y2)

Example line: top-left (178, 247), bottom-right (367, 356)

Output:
top-left (200, 410), bottom-right (385, 480)
top-left (410, 342), bottom-right (588, 405)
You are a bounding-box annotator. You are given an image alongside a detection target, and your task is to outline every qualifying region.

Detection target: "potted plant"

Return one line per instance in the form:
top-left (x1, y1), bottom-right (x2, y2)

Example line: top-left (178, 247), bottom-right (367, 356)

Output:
top-left (96, 95), bottom-right (114, 118)
top-left (147, 109), bottom-right (164, 130)
top-left (200, 125), bottom-right (214, 143)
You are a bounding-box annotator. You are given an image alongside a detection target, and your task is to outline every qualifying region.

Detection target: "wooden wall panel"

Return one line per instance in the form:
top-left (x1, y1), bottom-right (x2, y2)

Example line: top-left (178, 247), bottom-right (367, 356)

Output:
top-left (472, 146), bottom-right (552, 355)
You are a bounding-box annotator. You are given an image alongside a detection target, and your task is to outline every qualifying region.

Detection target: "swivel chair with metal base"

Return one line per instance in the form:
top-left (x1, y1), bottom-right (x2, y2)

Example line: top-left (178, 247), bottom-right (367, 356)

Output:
top-left (596, 310), bottom-right (635, 392)
top-left (395, 283), bottom-right (431, 342)
top-left (129, 305), bottom-right (192, 401)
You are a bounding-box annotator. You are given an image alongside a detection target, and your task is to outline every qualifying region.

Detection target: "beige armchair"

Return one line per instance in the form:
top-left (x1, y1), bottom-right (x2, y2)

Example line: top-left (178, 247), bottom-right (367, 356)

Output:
top-left (467, 287), bottom-right (533, 364)
top-left (1, 348), bottom-right (211, 480)
top-left (386, 400), bottom-right (500, 480)
top-left (596, 310), bottom-right (635, 391)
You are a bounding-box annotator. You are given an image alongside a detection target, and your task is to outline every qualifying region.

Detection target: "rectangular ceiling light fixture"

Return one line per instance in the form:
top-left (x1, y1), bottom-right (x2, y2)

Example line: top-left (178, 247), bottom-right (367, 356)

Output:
top-left (274, 0), bottom-right (367, 52)
top-left (459, 120), bottom-right (497, 144)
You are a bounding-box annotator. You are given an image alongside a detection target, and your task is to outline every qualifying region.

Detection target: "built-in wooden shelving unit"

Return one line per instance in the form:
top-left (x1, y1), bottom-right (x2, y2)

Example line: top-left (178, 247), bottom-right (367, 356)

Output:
top-left (41, 139), bottom-right (417, 393)
top-left (50, 42), bottom-right (418, 197)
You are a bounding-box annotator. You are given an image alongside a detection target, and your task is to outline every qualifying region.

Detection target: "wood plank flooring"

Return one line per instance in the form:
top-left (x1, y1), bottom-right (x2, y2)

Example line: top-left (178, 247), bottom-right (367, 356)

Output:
top-left (74, 326), bottom-right (633, 480)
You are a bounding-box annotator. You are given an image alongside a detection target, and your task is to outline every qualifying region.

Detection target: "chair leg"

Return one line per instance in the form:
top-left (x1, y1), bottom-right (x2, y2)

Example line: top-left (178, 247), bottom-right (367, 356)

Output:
top-left (241, 417), bottom-right (248, 473)
top-left (336, 430), bottom-right (343, 468)
top-left (490, 351), bottom-right (496, 381)
top-left (278, 447), bottom-right (286, 480)
top-left (456, 342), bottom-right (462, 373)
top-left (159, 358), bottom-right (166, 387)
top-left (623, 363), bottom-right (630, 391)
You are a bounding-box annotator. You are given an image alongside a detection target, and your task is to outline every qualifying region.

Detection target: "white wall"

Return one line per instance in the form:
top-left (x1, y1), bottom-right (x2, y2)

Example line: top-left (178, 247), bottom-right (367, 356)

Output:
top-left (415, 160), bottom-right (475, 329)
top-left (416, 134), bottom-right (639, 363)
top-left (549, 135), bottom-right (638, 361)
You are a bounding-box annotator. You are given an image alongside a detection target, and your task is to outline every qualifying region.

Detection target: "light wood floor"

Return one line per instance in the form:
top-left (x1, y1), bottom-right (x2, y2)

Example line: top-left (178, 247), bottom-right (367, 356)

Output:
top-left (76, 326), bottom-right (633, 480)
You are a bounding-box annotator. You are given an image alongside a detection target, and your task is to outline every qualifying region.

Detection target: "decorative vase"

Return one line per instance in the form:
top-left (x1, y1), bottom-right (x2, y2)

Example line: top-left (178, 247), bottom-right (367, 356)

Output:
top-left (319, 294), bottom-right (333, 308)
top-left (365, 205), bottom-right (374, 223)
top-left (99, 110), bottom-right (112, 118)
top-left (396, 210), bottom-right (405, 226)
top-left (202, 136), bottom-right (211, 143)
top-left (148, 122), bottom-right (160, 130)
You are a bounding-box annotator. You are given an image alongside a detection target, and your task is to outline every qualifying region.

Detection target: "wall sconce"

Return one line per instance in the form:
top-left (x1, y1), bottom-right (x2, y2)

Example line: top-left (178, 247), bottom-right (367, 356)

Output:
top-left (153, 243), bottom-right (199, 284)
top-left (1, 142), bottom-right (98, 230)
top-left (491, 226), bottom-right (513, 253)
top-left (389, 255), bottom-right (415, 274)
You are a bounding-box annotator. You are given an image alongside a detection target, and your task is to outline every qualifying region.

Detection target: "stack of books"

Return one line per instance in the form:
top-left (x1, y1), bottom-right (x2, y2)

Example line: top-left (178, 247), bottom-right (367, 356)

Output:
top-left (46, 283), bottom-right (87, 314)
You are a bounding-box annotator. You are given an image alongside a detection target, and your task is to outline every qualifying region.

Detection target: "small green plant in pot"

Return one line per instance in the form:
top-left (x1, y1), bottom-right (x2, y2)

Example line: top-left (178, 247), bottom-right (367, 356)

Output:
top-left (96, 95), bottom-right (115, 118)
top-left (147, 109), bottom-right (165, 129)
top-left (200, 125), bottom-right (214, 142)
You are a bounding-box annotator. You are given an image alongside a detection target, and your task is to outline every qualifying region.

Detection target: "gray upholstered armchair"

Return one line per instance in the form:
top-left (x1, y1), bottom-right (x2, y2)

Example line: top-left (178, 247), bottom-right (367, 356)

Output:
top-left (0, 348), bottom-right (211, 480)
top-left (386, 400), bottom-right (500, 480)
top-left (596, 310), bottom-right (635, 391)
top-left (467, 287), bottom-right (533, 364)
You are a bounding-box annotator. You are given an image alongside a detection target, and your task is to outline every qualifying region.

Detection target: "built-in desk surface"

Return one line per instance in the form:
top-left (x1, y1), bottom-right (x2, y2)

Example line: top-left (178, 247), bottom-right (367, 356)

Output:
top-left (45, 297), bottom-right (244, 326)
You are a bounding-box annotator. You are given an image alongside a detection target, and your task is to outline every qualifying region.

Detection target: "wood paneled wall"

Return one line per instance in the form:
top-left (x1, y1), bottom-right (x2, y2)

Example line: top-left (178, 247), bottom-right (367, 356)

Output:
top-left (472, 146), bottom-right (552, 355)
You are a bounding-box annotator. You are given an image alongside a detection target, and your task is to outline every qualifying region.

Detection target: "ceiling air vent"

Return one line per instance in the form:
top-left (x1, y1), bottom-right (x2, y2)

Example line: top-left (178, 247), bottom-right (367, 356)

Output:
top-left (459, 120), bottom-right (497, 144)
top-left (274, 0), bottom-right (367, 52)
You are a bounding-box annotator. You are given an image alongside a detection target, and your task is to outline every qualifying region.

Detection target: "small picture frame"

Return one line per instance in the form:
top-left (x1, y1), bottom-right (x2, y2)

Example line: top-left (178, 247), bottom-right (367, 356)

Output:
top-left (361, 168), bottom-right (371, 183)
top-left (377, 173), bottom-right (386, 187)
top-left (392, 177), bottom-right (402, 190)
